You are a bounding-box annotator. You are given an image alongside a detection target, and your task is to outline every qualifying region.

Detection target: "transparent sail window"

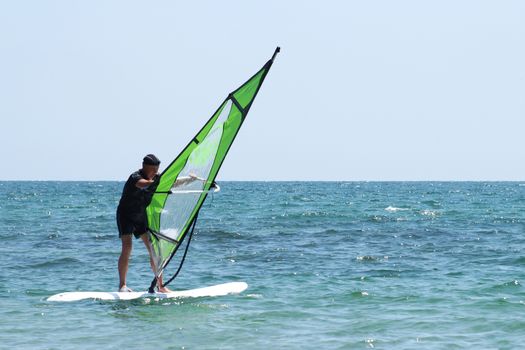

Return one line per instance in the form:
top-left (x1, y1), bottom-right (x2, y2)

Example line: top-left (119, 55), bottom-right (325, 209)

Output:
top-left (159, 100), bottom-right (232, 240)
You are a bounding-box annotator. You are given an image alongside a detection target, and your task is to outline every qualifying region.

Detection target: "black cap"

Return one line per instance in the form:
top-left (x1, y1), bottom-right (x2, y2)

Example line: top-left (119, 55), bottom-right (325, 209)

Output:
top-left (143, 154), bottom-right (161, 166)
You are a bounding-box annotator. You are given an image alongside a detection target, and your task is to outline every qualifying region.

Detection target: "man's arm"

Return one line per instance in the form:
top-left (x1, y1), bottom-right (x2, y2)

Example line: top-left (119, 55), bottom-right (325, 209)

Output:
top-left (172, 173), bottom-right (205, 188)
top-left (135, 178), bottom-right (156, 189)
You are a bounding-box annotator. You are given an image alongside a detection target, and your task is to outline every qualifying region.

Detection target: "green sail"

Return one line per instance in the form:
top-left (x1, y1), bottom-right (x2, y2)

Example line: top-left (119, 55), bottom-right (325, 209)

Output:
top-left (145, 48), bottom-right (279, 281)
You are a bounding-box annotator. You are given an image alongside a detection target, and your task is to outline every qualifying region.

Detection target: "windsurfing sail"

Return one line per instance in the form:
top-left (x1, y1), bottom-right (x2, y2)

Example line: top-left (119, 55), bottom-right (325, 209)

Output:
top-left (145, 47), bottom-right (280, 290)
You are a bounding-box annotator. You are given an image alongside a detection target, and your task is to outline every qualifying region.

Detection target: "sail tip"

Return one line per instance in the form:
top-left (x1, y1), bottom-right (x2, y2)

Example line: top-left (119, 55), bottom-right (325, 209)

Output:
top-left (271, 47), bottom-right (280, 62)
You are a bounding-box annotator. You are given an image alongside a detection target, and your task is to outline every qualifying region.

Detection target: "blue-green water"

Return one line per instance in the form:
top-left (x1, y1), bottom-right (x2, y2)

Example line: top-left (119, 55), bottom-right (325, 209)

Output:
top-left (1, 181), bottom-right (524, 349)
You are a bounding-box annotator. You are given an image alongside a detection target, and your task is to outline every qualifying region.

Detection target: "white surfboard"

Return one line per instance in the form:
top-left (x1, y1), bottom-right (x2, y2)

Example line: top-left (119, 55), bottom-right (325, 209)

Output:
top-left (47, 281), bottom-right (248, 302)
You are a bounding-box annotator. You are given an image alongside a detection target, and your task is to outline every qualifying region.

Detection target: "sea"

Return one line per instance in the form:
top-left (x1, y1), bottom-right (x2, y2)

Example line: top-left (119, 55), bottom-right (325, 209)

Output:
top-left (1, 181), bottom-right (524, 349)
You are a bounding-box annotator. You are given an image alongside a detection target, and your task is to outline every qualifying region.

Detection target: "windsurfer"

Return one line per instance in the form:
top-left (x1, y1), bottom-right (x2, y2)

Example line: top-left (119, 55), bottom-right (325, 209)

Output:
top-left (116, 154), bottom-right (172, 293)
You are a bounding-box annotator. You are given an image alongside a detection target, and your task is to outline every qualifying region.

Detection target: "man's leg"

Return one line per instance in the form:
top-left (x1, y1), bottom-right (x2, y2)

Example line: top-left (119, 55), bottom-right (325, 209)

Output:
top-left (140, 233), bottom-right (171, 293)
top-left (118, 234), bottom-right (133, 290)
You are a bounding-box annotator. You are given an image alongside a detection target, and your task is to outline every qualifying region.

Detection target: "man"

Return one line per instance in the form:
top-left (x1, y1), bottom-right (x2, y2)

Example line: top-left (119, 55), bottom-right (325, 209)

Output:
top-left (116, 154), bottom-right (171, 293)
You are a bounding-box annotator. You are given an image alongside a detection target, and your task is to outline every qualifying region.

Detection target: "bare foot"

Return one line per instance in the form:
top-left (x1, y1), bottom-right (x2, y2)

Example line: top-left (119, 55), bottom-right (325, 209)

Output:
top-left (119, 285), bottom-right (133, 292)
top-left (157, 286), bottom-right (172, 293)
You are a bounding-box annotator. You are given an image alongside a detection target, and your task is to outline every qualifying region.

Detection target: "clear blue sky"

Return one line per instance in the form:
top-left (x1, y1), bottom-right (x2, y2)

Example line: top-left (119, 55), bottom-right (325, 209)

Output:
top-left (1, 1), bottom-right (523, 180)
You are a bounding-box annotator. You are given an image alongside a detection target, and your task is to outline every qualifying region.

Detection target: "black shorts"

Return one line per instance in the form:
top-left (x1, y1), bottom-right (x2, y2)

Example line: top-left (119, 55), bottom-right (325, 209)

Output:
top-left (116, 210), bottom-right (148, 239)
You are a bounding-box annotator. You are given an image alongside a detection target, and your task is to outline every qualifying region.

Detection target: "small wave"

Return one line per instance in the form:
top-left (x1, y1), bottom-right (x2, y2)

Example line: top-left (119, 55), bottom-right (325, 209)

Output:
top-left (94, 234), bottom-right (116, 240)
top-left (385, 206), bottom-right (408, 212)
top-left (367, 269), bottom-right (401, 278)
top-left (513, 257), bottom-right (525, 264)
top-left (292, 195), bottom-right (313, 202)
top-left (349, 291), bottom-right (369, 297)
top-left (421, 200), bottom-right (442, 208)
top-left (500, 280), bottom-right (521, 288)
top-left (245, 294), bottom-right (263, 299)
top-left (29, 257), bottom-right (81, 268)
top-left (301, 211), bottom-right (329, 217)
top-left (420, 210), bottom-right (439, 217)
top-left (481, 280), bottom-right (522, 293)
top-left (446, 271), bottom-right (464, 277)
top-left (367, 215), bottom-right (399, 223)
top-left (204, 230), bottom-right (244, 243)
top-left (356, 255), bottom-right (388, 262)
top-left (368, 215), bottom-right (386, 222)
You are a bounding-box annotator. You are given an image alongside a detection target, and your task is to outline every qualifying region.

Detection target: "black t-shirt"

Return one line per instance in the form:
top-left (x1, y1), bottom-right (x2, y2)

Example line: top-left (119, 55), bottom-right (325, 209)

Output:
top-left (117, 170), bottom-right (159, 220)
